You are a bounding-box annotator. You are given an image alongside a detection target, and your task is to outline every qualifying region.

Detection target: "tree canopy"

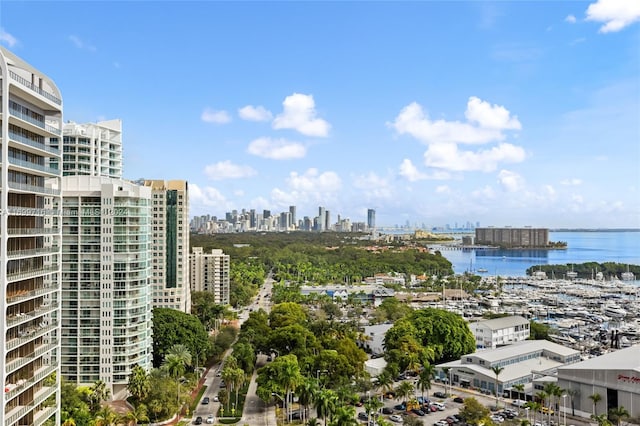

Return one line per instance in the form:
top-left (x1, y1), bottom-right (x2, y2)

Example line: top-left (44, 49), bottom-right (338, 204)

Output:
top-left (152, 307), bottom-right (212, 367)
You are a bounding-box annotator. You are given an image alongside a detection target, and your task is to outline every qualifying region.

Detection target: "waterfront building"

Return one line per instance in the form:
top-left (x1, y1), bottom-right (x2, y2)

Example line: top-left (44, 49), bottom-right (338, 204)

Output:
top-left (299, 284), bottom-right (395, 307)
top-left (436, 340), bottom-right (581, 397)
top-left (367, 208), bottom-right (376, 230)
top-left (557, 345), bottom-right (640, 419)
top-left (475, 227), bottom-right (549, 247)
top-left (50, 120), bottom-right (123, 179)
top-left (190, 247), bottom-right (230, 305)
top-left (1, 46), bottom-right (63, 426)
top-left (469, 316), bottom-right (530, 349)
top-left (59, 176), bottom-right (153, 396)
top-left (143, 180), bottom-right (190, 313)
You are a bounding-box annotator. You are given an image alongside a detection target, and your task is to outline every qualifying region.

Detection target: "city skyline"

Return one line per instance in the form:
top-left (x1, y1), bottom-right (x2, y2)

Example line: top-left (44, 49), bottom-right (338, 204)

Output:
top-left (2, 1), bottom-right (639, 228)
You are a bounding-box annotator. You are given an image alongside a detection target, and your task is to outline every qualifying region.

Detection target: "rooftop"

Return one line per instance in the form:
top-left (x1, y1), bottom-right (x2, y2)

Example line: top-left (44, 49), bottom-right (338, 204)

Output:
top-left (474, 315), bottom-right (529, 331)
top-left (558, 344), bottom-right (640, 371)
top-left (470, 339), bottom-right (579, 363)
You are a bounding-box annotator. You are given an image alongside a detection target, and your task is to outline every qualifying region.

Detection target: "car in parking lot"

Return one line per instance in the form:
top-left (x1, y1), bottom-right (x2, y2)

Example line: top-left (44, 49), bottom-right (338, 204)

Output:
top-left (453, 396), bottom-right (464, 403)
top-left (382, 407), bottom-right (394, 415)
top-left (411, 408), bottom-right (426, 416)
top-left (194, 416), bottom-right (203, 425)
top-left (358, 412), bottom-right (369, 421)
top-left (201, 397), bottom-right (210, 404)
top-left (213, 394), bottom-right (219, 402)
top-left (389, 414), bottom-right (404, 423)
top-left (434, 421), bottom-right (448, 426)
top-left (206, 415), bottom-right (215, 424)
top-left (432, 402), bottom-right (446, 411)
top-left (394, 403), bottom-right (406, 411)
top-left (433, 391), bottom-right (447, 398)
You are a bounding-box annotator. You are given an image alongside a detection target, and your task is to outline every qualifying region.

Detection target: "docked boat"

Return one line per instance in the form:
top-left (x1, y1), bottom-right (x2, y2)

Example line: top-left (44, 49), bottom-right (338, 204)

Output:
top-left (603, 304), bottom-right (627, 319)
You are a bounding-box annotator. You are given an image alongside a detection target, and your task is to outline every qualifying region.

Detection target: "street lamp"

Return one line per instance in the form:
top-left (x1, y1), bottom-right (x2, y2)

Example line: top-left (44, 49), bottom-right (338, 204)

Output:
top-left (272, 392), bottom-right (285, 425)
top-left (562, 394), bottom-right (568, 426)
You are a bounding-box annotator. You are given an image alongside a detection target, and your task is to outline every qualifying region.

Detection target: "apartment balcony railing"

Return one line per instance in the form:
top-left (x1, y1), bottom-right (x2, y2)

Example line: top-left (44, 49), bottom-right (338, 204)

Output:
top-left (6, 322), bottom-right (58, 351)
top-left (8, 181), bottom-right (60, 195)
top-left (5, 342), bottom-right (58, 374)
top-left (4, 363), bottom-right (57, 403)
top-left (8, 227), bottom-right (59, 235)
top-left (8, 106), bottom-right (61, 136)
top-left (6, 265), bottom-right (59, 282)
top-left (33, 404), bottom-right (57, 426)
top-left (6, 284), bottom-right (57, 304)
top-left (7, 246), bottom-right (59, 259)
top-left (6, 302), bottom-right (59, 327)
top-left (8, 130), bottom-right (60, 155)
top-left (9, 70), bottom-right (62, 105)
top-left (7, 157), bottom-right (60, 176)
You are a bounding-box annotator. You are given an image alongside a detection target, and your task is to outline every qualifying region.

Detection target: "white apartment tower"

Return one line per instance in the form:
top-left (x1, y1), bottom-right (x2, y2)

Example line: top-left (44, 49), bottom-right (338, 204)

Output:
top-left (50, 120), bottom-right (123, 179)
top-left (190, 247), bottom-right (229, 305)
top-left (60, 176), bottom-right (153, 396)
top-left (143, 180), bottom-right (190, 313)
top-left (1, 47), bottom-right (62, 426)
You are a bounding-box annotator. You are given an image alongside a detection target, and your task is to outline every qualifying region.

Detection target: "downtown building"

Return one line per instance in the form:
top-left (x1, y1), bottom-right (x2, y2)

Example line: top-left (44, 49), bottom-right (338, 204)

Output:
top-left (475, 227), bottom-right (549, 248)
top-left (143, 180), bottom-right (190, 313)
top-left (189, 247), bottom-right (229, 305)
top-left (1, 47), bottom-right (62, 426)
top-left (59, 176), bottom-right (153, 396)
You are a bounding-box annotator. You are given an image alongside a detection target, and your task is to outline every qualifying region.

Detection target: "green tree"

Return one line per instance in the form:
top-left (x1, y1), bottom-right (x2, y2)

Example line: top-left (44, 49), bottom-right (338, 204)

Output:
top-left (591, 413), bottom-right (613, 426)
top-left (491, 366), bottom-right (504, 408)
top-left (416, 364), bottom-right (435, 401)
top-left (329, 405), bottom-right (358, 426)
top-left (395, 381), bottom-right (415, 406)
top-left (608, 406), bottom-right (630, 426)
top-left (191, 291), bottom-right (228, 330)
top-left (459, 397), bottom-right (491, 426)
top-left (152, 307), bottom-right (211, 368)
top-left (529, 321), bottom-right (551, 340)
top-left (297, 377), bottom-right (320, 424)
top-left (589, 393), bottom-right (602, 415)
top-left (127, 364), bottom-right (151, 403)
top-left (315, 388), bottom-right (338, 426)
top-left (269, 302), bottom-right (308, 329)
top-left (87, 380), bottom-right (110, 414)
top-left (566, 388), bottom-right (579, 416)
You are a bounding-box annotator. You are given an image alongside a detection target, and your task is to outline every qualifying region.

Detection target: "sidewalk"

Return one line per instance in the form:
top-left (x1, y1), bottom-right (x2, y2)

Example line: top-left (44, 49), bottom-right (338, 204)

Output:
top-left (240, 354), bottom-right (276, 426)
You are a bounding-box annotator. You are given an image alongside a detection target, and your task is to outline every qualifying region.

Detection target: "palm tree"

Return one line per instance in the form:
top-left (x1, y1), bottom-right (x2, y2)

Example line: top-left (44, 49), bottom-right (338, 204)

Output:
top-left (297, 377), bottom-right (319, 424)
top-left (396, 381), bottom-right (415, 406)
top-left (375, 372), bottom-right (394, 399)
top-left (416, 364), bottom-right (434, 402)
top-left (591, 413), bottom-right (613, 426)
top-left (329, 405), bottom-right (358, 426)
top-left (513, 383), bottom-right (525, 401)
top-left (87, 380), bottom-right (111, 414)
top-left (316, 388), bottom-right (338, 426)
top-left (543, 382), bottom-right (561, 425)
top-left (364, 394), bottom-right (384, 420)
top-left (62, 419), bottom-right (76, 426)
top-left (127, 364), bottom-right (150, 403)
top-left (306, 418), bottom-right (321, 426)
top-left (589, 393), bottom-right (602, 415)
top-left (167, 344), bottom-right (192, 368)
top-left (566, 388), bottom-right (579, 416)
top-left (491, 366), bottom-right (504, 408)
top-left (123, 404), bottom-right (149, 426)
top-left (608, 406), bottom-right (630, 426)
top-left (277, 357), bottom-right (304, 423)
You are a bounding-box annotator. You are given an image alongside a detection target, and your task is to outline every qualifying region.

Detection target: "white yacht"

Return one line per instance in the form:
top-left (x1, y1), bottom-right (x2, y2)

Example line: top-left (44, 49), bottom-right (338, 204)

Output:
top-left (603, 304), bottom-right (627, 319)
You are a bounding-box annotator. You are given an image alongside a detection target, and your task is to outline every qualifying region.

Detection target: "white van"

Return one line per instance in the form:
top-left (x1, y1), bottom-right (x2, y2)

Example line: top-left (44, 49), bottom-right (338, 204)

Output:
top-left (512, 399), bottom-right (527, 408)
top-left (432, 402), bottom-right (446, 411)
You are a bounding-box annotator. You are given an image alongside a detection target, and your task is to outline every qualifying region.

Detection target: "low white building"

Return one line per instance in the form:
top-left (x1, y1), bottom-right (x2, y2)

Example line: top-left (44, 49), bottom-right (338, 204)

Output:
top-left (469, 315), bottom-right (530, 349)
top-left (365, 357), bottom-right (388, 377)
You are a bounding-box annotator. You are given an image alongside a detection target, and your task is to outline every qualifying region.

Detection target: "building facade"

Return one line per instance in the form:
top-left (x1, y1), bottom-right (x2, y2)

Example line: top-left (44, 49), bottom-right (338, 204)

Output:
top-left (475, 227), bottom-right (549, 248)
top-left (60, 176), bottom-right (153, 396)
top-left (50, 120), bottom-right (123, 179)
top-left (190, 247), bottom-right (229, 305)
top-left (469, 316), bottom-right (530, 349)
top-left (1, 46), bottom-right (63, 426)
top-left (557, 345), bottom-right (640, 419)
top-left (143, 180), bottom-right (190, 312)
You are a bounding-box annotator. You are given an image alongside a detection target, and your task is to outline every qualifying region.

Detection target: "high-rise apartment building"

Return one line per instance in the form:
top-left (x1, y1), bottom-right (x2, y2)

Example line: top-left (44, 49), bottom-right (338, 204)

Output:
top-left (60, 176), bottom-right (153, 396)
top-left (143, 180), bottom-right (190, 313)
top-left (1, 47), bottom-right (63, 426)
top-left (190, 247), bottom-right (229, 305)
top-left (475, 227), bottom-right (549, 248)
top-left (50, 120), bottom-right (123, 179)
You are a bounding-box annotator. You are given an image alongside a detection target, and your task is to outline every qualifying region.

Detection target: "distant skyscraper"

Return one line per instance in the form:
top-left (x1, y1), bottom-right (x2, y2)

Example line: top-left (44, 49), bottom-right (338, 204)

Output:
top-left (60, 176), bottom-right (153, 397)
top-left (367, 208), bottom-right (376, 230)
top-left (1, 46), bottom-right (63, 426)
top-left (144, 180), bottom-right (191, 313)
top-left (318, 206), bottom-right (326, 231)
top-left (289, 205), bottom-right (296, 227)
top-left (190, 248), bottom-right (230, 305)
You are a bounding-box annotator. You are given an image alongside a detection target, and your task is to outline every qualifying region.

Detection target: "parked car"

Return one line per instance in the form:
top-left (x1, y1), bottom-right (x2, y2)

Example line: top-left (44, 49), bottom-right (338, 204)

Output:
top-left (213, 394), bottom-right (219, 402)
top-left (411, 409), bottom-right (426, 416)
top-left (382, 407), bottom-right (394, 415)
top-left (206, 415), bottom-right (215, 424)
top-left (433, 391), bottom-right (447, 398)
top-left (427, 404), bottom-right (439, 412)
top-left (389, 414), bottom-right (404, 423)
top-left (358, 412), bottom-right (369, 421)
top-left (490, 415), bottom-right (505, 423)
top-left (453, 396), bottom-right (464, 403)
top-left (434, 421), bottom-right (448, 426)
top-left (432, 402), bottom-right (446, 411)
top-left (201, 397), bottom-right (210, 405)
top-left (394, 403), bottom-right (406, 411)
top-left (194, 417), bottom-right (203, 425)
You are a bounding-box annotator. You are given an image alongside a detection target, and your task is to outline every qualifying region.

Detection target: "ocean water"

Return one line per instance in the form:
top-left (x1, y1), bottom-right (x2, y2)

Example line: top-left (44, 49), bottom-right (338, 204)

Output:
top-left (440, 231), bottom-right (640, 278)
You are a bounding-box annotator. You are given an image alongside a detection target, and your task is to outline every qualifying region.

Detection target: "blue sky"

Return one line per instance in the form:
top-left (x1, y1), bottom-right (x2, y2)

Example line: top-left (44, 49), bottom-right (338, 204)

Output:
top-left (2, 1), bottom-right (639, 228)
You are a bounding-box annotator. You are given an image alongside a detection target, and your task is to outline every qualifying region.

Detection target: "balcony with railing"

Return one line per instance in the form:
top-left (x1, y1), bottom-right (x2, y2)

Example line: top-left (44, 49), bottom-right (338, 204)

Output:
top-left (6, 284), bottom-right (57, 304)
top-left (8, 181), bottom-right (60, 196)
top-left (8, 227), bottom-right (59, 235)
top-left (6, 321), bottom-right (58, 351)
top-left (6, 265), bottom-right (59, 282)
top-left (8, 130), bottom-right (60, 155)
top-left (7, 157), bottom-right (60, 176)
top-left (7, 246), bottom-right (59, 259)
top-left (9, 70), bottom-right (62, 105)
top-left (5, 342), bottom-right (58, 375)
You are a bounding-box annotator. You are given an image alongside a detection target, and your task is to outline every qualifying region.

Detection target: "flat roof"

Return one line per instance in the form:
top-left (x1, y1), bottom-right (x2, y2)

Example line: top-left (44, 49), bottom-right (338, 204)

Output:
top-left (558, 344), bottom-right (640, 371)
top-left (475, 315), bottom-right (529, 330)
top-left (440, 358), bottom-right (563, 383)
top-left (471, 339), bottom-right (579, 363)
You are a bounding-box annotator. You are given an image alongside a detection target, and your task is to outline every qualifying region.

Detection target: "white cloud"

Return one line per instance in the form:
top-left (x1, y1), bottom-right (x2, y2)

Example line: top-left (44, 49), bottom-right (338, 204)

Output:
top-left (561, 178), bottom-right (583, 186)
top-left (565, 14), bottom-right (577, 23)
top-left (471, 185), bottom-right (497, 200)
top-left (203, 160), bottom-right (257, 180)
top-left (0, 28), bottom-right (17, 47)
top-left (201, 108), bottom-right (231, 124)
top-left (272, 93), bottom-right (331, 137)
top-left (189, 183), bottom-right (232, 210)
top-left (353, 172), bottom-right (393, 200)
top-left (423, 142), bottom-right (526, 172)
top-left (68, 35), bottom-right (96, 52)
top-left (399, 159), bottom-right (428, 181)
top-left (435, 185), bottom-right (451, 194)
top-left (586, 0), bottom-right (640, 33)
top-left (287, 168), bottom-right (341, 192)
top-left (238, 105), bottom-right (273, 122)
top-left (497, 170), bottom-right (525, 192)
top-left (465, 97), bottom-right (522, 130)
top-left (247, 137), bottom-right (306, 160)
